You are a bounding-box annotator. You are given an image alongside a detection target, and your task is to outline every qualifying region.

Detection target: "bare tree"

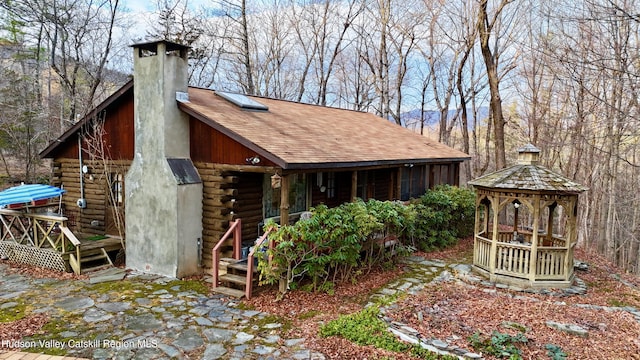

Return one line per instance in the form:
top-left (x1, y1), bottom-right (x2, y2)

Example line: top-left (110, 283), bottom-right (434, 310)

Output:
top-left (2, 0), bottom-right (123, 130)
top-left (476, 0), bottom-right (513, 170)
top-left (217, 0), bottom-right (256, 94)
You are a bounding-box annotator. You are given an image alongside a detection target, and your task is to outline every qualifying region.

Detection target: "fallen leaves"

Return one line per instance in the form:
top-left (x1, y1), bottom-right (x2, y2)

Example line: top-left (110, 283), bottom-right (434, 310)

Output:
top-left (245, 237), bottom-right (640, 359)
top-left (0, 313), bottom-right (48, 348)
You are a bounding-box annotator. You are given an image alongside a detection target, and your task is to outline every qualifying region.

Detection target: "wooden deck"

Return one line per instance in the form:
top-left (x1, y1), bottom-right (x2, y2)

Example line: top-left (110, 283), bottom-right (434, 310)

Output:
top-left (0, 208), bottom-right (124, 274)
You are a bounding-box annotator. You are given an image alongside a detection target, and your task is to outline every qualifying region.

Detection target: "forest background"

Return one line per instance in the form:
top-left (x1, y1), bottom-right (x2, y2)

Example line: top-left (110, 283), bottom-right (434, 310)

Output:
top-left (0, 0), bottom-right (638, 274)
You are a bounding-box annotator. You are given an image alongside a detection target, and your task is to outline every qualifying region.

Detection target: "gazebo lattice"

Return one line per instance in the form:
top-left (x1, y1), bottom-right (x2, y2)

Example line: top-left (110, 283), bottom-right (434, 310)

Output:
top-left (468, 145), bottom-right (587, 288)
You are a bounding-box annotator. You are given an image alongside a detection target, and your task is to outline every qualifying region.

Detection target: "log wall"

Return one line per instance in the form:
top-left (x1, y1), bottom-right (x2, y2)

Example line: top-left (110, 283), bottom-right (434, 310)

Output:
top-left (51, 158), bottom-right (130, 237)
top-left (195, 162), bottom-right (264, 268)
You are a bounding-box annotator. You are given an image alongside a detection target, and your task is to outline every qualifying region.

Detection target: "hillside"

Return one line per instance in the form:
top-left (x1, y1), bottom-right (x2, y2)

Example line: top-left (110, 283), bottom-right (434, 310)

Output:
top-left (246, 237), bottom-right (640, 359)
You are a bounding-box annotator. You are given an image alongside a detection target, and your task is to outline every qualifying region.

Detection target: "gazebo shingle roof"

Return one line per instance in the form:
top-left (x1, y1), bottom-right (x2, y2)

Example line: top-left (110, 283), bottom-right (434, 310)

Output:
top-left (468, 144), bottom-right (588, 194)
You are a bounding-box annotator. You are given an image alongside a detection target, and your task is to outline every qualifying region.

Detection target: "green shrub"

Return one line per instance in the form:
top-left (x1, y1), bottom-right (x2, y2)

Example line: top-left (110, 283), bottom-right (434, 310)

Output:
top-left (408, 185), bottom-right (475, 250)
top-left (259, 186), bottom-right (475, 293)
top-left (545, 344), bottom-right (567, 359)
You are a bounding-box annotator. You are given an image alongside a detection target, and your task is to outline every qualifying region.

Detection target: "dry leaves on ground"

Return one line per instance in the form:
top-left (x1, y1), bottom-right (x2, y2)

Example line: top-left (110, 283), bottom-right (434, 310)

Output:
top-left (245, 237), bottom-right (640, 360)
top-left (0, 313), bottom-right (48, 348)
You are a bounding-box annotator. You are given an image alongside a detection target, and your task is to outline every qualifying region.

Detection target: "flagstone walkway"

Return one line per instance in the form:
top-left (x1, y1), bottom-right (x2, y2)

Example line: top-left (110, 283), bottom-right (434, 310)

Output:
top-left (0, 263), bottom-right (324, 360)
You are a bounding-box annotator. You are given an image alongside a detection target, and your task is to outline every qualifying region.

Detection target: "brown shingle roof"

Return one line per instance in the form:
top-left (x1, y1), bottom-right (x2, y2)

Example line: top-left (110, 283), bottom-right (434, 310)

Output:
top-left (179, 88), bottom-right (469, 169)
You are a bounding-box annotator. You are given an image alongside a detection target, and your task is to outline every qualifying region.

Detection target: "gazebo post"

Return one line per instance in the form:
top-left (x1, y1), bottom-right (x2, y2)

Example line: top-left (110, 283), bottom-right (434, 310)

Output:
top-left (546, 202), bottom-right (556, 246)
top-left (513, 202), bottom-right (519, 234)
top-left (529, 195), bottom-right (541, 283)
top-left (489, 195), bottom-right (500, 280)
top-left (564, 198), bottom-right (577, 281)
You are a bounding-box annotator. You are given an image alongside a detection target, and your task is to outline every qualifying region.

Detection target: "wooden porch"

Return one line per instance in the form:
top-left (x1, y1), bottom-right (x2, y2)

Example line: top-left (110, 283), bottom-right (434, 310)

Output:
top-left (0, 208), bottom-right (122, 274)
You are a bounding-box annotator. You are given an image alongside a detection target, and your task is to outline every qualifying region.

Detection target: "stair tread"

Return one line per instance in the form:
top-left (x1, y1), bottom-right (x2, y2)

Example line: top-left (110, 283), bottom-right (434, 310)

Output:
top-left (220, 273), bottom-right (248, 285)
top-left (82, 264), bottom-right (113, 274)
top-left (81, 254), bottom-right (109, 262)
top-left (227, 261), bottom-right (258, 273)
top-left (211, 286), bottom-right (245, 298)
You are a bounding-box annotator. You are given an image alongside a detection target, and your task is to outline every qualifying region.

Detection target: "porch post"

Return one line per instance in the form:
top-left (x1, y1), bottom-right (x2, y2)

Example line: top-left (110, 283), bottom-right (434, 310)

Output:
top-left (280, 174), bottom-right (290, 226)
top-left (351, 171), bottom-right (358, 202)
top-left (396, 169), bottom-right (402, 200)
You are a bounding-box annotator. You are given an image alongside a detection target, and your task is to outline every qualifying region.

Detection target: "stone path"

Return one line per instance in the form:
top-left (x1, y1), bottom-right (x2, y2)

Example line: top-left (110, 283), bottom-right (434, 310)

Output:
top-left (0, 264), bottom-right (324, 360)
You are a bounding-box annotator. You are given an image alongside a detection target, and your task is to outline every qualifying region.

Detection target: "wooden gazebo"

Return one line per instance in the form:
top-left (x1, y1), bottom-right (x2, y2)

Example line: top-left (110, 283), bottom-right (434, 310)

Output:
top-left (468, 145), bottom-right (587, 288)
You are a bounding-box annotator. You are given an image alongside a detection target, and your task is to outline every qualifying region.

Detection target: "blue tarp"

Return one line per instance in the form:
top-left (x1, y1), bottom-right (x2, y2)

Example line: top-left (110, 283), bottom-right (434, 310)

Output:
top-left (0, 184), bottom-right (66, 207)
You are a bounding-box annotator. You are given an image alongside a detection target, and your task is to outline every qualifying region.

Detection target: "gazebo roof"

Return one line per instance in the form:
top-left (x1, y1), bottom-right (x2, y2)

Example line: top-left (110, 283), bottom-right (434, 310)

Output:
top-left (468, 144), bottom-right (588, 194)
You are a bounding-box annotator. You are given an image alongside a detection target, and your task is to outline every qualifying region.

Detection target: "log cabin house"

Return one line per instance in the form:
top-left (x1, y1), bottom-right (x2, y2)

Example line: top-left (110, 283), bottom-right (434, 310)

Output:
top-left (40, 40), bottom-right (469, 279)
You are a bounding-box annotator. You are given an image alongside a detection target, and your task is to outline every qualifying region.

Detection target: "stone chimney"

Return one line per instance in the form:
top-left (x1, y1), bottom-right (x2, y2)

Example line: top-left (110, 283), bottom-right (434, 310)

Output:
top-left (125, 40), bottom-right (203, 278)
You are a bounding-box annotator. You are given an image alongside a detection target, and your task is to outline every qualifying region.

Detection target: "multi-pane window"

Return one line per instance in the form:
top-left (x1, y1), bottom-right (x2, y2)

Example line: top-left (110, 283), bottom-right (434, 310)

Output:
top-left (326, 172), bottom-right (336, 199)
top-left (109, 172), bottom-right (124, 207)
top-left (400, 165), bottom-right (426, 201)
top-left (263, 174), bottom-right (307, 218)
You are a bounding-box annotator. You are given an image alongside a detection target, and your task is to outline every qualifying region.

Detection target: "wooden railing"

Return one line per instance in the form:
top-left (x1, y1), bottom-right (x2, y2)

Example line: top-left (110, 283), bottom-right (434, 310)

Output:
top-left (535, 248), bottom-right (568, 279)
top-left (495, 242), bottom-right (531, 278)
top-left (60, 225), bottom-right (82, 274)
top-left (473, 235), bottom-right (492, 271)
top-left (245, 227), bottom-right (274, 299)
top-left (0, 209), bottom-right (84, 274)
top-left (485, 231), bottom-right (567, 248)
top-left (474, 233), bottom-right (571, 281)
top-left (211, 219), bottom-right (242, 291)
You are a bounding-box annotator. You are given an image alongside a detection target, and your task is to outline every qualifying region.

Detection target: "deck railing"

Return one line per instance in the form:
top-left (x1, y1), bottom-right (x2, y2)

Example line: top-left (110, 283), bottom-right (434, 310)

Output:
top-left (0, 209), bottom-right (83, 274)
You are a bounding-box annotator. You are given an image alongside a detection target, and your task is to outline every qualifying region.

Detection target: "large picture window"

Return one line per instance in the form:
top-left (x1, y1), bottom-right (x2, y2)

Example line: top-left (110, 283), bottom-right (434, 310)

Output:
top-left (263, 174), bottom-right (308, 219)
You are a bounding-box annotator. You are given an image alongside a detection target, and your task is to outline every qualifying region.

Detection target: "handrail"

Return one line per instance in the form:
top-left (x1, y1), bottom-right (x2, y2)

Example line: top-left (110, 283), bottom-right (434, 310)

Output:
top-left (245, 226), bottom-right (274, 299)
top-left (211, 219), bottom-right (242, 290)
top-left (60, 225), bottom-right (82, 274)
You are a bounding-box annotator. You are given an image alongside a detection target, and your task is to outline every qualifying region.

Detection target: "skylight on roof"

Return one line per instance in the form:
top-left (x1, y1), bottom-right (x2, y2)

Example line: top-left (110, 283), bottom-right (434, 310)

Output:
top-left (216, 91), bottom-right (268, 111)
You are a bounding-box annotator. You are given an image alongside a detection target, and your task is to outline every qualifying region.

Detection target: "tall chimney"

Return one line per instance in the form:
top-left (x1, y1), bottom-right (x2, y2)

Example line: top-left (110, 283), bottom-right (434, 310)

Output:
top-left (125, 40), bottom-right (203, 278)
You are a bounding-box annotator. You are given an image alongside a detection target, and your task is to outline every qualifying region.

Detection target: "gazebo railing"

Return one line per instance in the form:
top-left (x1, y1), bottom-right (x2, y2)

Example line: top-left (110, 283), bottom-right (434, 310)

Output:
top-left (474, 233), bottom-right (572, 281)
top-left (473, 235), bottom-right (492, 271)
top-left (495, 242), bottom-right (531, 277)
top-left (535, 247), bottom-right (569, 279)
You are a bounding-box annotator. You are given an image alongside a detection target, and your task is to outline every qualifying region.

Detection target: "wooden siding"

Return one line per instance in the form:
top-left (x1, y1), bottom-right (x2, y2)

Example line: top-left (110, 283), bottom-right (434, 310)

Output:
top-left (190, 117), bottom-right (277, 167)
top-left (51, 158), bottom-right (130, 236)
top-left (52, 93), bottom-right (135, 160)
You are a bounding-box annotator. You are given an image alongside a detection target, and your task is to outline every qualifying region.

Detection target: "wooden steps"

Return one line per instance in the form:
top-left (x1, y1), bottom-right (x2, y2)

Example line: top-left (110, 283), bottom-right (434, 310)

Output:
top-left (211, 286), bottom-right (245, 298)
top-left (220, 273), bottom-right (247, 285)
top-left (211, 257), bottom-right (257, 298)
top-left (80, 248), bottom-right (114, 274)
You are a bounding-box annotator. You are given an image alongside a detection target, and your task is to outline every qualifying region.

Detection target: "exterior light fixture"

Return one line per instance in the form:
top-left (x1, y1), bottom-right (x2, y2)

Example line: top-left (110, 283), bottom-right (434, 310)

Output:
top-left (245, 156), bottom-right (261, 165)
